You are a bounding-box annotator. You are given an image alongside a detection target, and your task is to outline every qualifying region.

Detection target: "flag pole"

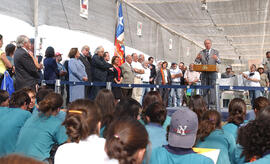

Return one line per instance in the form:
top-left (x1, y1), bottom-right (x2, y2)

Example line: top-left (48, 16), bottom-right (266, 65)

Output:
top-left (34, 0), bottom-right (39, 57)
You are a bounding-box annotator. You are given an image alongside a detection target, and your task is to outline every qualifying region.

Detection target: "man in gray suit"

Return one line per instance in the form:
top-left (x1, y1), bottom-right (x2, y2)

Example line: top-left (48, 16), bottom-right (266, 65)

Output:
top-left (120, 55), bottom-right (134, 98)
top-left (195, 39), bottom-right (221, 108)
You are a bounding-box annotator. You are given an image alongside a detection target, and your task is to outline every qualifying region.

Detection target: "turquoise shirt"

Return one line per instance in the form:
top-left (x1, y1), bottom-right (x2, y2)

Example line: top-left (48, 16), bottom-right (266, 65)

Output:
top-left (100, 126), bottom-right (106, 138)
top-left (15, 114), bottom-right (68, 161)
top-left (0, 107), bottom-right (31, 156)
top-left (245, 154), bottom-right (270, 164)
top-left (222, 123), bottom-right (238, 141)
top-left (32, 107), bottom-right (66, 122)
top-left (196, 129), bottom-right (236, 164)
top-left (145, 123), bottom-right (168, 149)
top-left (232, 144), bottom-right (245, 164)
top-left (149, 146), bottom-right (214, 164)
top-left (139, 115), bottom-right (171, 130)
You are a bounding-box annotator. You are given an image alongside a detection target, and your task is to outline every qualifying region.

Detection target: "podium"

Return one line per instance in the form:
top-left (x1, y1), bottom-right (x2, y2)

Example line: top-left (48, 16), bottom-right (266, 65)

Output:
top-left (193, 65), bottom-right (218, 72)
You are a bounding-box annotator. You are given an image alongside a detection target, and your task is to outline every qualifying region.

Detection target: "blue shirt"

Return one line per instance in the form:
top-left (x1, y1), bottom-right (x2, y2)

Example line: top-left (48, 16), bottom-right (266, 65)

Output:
top-left (145, 123), bottom-right (167, 149)
top-left (163, 115), bottom-right (171, 129)
top-left (196, 129), bottom-right (236, 164)
top-left (44, 57), bottom-right (59, 80)
top-left (232, 144), bottom-right (245, 164)
top-left (0, 107), bottom-right (31, 156)
top-left (222, 123), bottom-right (238, 141)
top-left (149, 146), bottom-right (214, 164)
top-left (15, 114), bottom-right (68, 161)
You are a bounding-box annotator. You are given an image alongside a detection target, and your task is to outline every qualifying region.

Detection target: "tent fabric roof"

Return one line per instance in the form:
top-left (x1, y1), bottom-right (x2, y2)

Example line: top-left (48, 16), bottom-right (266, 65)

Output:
top-left (0, 0), bottom-right (268, 63)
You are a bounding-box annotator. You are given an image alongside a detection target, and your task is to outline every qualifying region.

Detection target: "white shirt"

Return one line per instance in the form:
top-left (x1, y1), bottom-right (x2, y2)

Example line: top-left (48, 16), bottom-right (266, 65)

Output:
top-left (131, 61), bottom-right (144, 78)
top-left (184, 70), bottom-right (200, 83)
top-left (142, 67), bottom-right (151, 82)
top-left (243, 71), bottom-right (261, 87)
top-left (54, 135), bottom-right (118, 164)
top-left (170, 68), bottom-right (182, 83)
top-left (163, 69), bottom-right (168, 84)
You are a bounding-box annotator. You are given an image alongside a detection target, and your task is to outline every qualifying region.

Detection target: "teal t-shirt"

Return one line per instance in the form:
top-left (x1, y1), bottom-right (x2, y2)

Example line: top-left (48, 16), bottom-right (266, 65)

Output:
top-left (100, 126), bottom-right (106, 138)
top-left (145, 123), bottom-right (168, 149)
top-left (222, 123), bottom-right (238, 141)
top-left (139, 115), bottom-right (171, 130)
top-left (149, 146), bottom-right (214, 164)
top-left (245, 154), bottom-right (270, 164)
top-left (196, 129), bottom-right (236, 164)
top-left (0, 107), bottom-right (31, 156)
top-left (232, 144), bottom-right (245, 164)
top-left (15, 114), bottom-right (68, 161)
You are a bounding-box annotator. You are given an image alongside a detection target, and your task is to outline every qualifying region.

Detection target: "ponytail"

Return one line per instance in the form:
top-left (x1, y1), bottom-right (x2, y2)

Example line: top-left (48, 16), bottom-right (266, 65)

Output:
top-left (228, 98), bottom-right (246, 126)
top-left (38, 93), bottom-right (63, 116)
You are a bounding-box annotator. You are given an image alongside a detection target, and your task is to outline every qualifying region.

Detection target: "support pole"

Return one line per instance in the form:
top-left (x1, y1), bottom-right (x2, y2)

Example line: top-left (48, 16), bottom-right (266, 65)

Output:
top-left (34, 0), bottom-right (39, 57)
top-left (215, 83), bottom-right (221, 112)
top-left (106, 82), bottom-right (112, 91)
top-left (55, 79), bottom-right (61, 94)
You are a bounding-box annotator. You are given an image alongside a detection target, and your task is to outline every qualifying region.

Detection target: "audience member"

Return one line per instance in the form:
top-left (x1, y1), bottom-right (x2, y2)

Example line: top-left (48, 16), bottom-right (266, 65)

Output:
top-left (15, 93), bottom-right (67, 162)
top-left (68, 48), bottom-right (88, 102)
top-left (149, 109), bottom-right (213, 164)
top-left (14, 35), bottom-right (40, 90)
top-left (79, 45), bottom-right (92, 98)
top-left (114, 98), bottom-right (142, 121)
top-left (188, 95), bottom-right (207, 123)
top-left (222, 98), bottom-right (246, 140)
top-left (5, 43), bottom-right (16, 77)
top-left (91, 46), bottom-right (112, 99)
top-left (20, 87), bottom-right (36, 112)
top-left (0, 90), bottom-right (9, 107)
top-left (258, 65), bottom-right (269, 96)
top-left (242, 64), bottom-right (261, 106)
top-left (55, 99), bottom-right (115, 164)
top-left (138, 54), bottom-right (145, 63)
top-left (253, 96), bottom-right (270, 117)
top-left (148, 57), bottom-right (156, 87)
top-left (196, 110), bottom-right (236, 164)
top-left (262, 51), bottom-right (270, 80)
top-left (0, 34), bottom-right (13, 85)
top-left (95, 89), bottom-right (116, 137)
top-left (156, 61), bottom-right (172, 106)
top-left (111, 56), bottom-right (123, 100)
top-left (221, 65), bottom-right (235, 78)
top-left (105, 118), bottom-right (148, 164)
top-left (0, 91), bottom-right (31, 156)
top-left (0, 154), bottom-right (44, 164)
top-left (238, 106), bottom-right (270, 163)
top-left (43, 46), bottom-right (59, 89)
top-left (103, 51), bottom-right (110, 62)
top-left (144, 102), bottom-right (167, 149)
top-left (55, 52), bottom-right (67, 96)
top-left (131, 53), bottom-right (144, 102)
top-left (120, 54), bottom-right (134, 98)
top-left (141, 60), bottom-right (151, 104)
top-left (184, 63), bottom-right (200, 96)
top-left (168, 62), bottom-right (182, 107)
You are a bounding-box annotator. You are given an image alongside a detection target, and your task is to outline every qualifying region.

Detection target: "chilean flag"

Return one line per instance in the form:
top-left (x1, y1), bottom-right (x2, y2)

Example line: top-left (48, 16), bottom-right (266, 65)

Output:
top-left (114, 2), bottom-right (125, 65)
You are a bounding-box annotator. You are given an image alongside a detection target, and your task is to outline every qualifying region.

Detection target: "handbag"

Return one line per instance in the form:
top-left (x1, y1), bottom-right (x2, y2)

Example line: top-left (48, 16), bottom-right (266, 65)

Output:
top-left (1, 71), bottom-right (14, 96)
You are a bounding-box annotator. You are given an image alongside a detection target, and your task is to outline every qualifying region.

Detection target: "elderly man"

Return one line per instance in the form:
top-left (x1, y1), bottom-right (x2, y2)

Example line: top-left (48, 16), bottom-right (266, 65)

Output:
top-left (184, 63), bottom-right (200, 96)
top-left (138, 54), bottom-right (145, 63)
top-left (131, 53), bottom-right (144, 102)
top-left (168, 63), bottom-right (182, 107)
top-left (221, 65), bottom-right (235, 78)
top-left (120, 55), bottom-right (134, 98)
top-left (14, 35), bottom-right (40, 90)
top-left (195, 39), bottom-right (221, 108)
top-left (79, 45), bottom-right (92, 98)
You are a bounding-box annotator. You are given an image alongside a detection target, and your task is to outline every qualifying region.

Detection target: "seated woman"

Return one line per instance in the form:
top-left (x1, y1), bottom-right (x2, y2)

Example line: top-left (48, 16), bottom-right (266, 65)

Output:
top-left (0, 91), bottom-right (31, 156)
top-left (222, 98), bottom-right (247, 141)
top-left (238, 106), bottom-right (270, 163)
top-left (105, 118), bottom-right (149, 164)
top-left (196, 110), bottom-right (236, 164)
top-left (142, 91), bottom-right (171, 129)
top-left (149, 109), bottom-right (213, 164)
top-left (55, 99), bottom-right (114, 164)
top-left (0, 90), bottom-right (9, 107)
top-left (95, 89), bottom-right (116, 137)
top-left (144, 102), bottom-right (168, 149)
top-left (15, 93), bottom-right (67, 162)
top-left (188, 95), bottom-right (208, 123)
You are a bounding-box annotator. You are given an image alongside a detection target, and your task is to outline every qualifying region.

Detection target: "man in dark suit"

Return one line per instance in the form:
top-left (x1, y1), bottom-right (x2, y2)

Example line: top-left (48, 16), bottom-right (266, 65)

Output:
top-left (14, 35), bottom-right (40, 91)
top-left (90, 46), bottom-right (112, 99)
top-left (79, 45), bottom-right (92, 99)
top-left (148, 57), bottom-right (156, 87)
top-left (195, 39), bottom-right (221, 108)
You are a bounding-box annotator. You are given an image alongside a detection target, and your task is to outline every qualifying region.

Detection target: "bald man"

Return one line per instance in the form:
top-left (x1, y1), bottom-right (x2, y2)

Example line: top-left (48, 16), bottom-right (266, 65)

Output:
top-left (195, 39), bottom-right (220, 108)
top-left (120, 55), bottom-right (135, 98)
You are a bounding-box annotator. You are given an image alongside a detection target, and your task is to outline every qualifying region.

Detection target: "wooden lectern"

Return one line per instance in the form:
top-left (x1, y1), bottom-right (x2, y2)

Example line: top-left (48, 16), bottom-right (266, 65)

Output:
top-left (193, 65), bottom-right (218, 72)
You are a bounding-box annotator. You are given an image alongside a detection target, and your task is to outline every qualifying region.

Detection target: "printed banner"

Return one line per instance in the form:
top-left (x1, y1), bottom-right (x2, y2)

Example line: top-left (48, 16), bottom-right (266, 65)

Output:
top-left (80, 0), bottom-right (88, 19)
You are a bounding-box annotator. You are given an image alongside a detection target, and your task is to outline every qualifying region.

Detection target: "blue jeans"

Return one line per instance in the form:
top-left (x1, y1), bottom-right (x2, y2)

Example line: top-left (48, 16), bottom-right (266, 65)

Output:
top-left (140, 82), bottom-right (151, 104)
top-left (249, 90), bottom-right (261, 107)
top-left (168, 83), bottom-right (182, 107)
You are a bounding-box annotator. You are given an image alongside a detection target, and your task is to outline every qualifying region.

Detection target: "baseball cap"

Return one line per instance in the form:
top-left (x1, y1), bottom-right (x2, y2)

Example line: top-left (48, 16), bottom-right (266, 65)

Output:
top-left (55, 52), bottom-right (62, 56)
top-left (226, 65), bottom-right (232, 70)
top-left (168, 109), bottom-right (198, 148)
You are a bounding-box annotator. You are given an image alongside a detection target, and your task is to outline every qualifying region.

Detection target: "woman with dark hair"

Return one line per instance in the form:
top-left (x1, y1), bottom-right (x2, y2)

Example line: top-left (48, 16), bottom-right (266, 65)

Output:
top-left (43, 46), bottom-right (59, 89)
top-left (189, 95), bottom-right (207, 123)
top-left (196, 110), bottom-right (236, 164)
top-left (111, 56), bottom-right (123, 100)
top-left (222, 98), bottom-right (246, 140)
top-left (15, 93), bottom-right (67, 162)
top-left (0, 154), bottom-right (44, 164)
top-left (253, 96), bottom-right (270, 117)
top-left (105, 118), bottom-right (149, 164)
top-left (0, 90), bottom-right (9, 107)
top-left (5, 43), bottom-right (16, 77)
top-left (142, 91), bottom-right (171, 129)
top-left (155, 61), bottom-right (172, 106)
top-left (238, 106), bottom-right (270, 163)
top-left (95, 89), bottom-right (116, 137)
top-left (68, 48), bottom-right (88, 102)
top-left (144, 102), bottom-right (167, 149)
top-left (55, 99), bottom-right (115, 163)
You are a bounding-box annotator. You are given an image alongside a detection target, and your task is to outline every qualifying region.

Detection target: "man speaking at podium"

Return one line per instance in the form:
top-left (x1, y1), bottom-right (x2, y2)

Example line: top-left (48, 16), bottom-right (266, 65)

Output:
top-left (195, 39), bottom-right (221, 109)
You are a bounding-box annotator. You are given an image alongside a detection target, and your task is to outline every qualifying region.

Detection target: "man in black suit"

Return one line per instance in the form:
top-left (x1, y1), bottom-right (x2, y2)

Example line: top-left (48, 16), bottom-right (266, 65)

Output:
top-left (148, 57), bottom-right (156, 85)
top-left (79, 45), bottom-right (92, 99)
top-left (90, 46), bottom-right (112, 99)
top-left (14, 35), bottom-right (40, 91)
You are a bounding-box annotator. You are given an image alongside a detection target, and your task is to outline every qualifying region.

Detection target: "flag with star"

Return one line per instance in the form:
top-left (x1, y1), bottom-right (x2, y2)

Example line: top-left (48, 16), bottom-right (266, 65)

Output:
top-left (114, 1), bottom-right (125, 65)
